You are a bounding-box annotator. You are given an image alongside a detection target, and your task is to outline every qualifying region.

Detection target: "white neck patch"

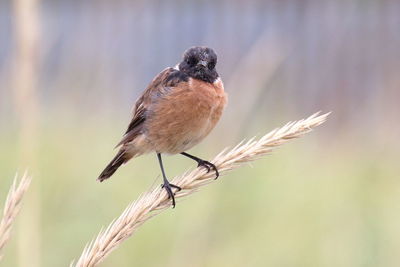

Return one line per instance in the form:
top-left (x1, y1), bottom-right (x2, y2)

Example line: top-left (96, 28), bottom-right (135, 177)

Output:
top-left (213, 77), bottom-right (222, 85)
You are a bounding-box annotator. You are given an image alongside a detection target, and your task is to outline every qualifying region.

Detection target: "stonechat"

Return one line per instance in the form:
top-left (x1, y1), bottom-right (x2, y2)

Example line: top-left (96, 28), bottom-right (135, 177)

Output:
top-left (98, 46), bottom-right (227, 207)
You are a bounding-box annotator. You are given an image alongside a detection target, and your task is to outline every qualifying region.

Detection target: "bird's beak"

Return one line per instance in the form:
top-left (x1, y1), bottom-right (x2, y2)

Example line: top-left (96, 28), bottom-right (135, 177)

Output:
top-left (198, 60), bottom-right (208, 67)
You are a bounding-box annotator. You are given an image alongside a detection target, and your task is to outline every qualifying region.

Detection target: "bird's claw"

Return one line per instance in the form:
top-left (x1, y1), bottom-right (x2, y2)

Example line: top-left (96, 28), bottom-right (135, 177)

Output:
top-left (161, 182), bottom-right (181, 208)
top-left (197, 160), bottom-right (219, 179)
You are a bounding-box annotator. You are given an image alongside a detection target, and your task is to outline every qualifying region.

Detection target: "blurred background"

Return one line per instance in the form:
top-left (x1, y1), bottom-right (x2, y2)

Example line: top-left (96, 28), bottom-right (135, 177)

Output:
top-left (1, 0), bottom-right (400, 266)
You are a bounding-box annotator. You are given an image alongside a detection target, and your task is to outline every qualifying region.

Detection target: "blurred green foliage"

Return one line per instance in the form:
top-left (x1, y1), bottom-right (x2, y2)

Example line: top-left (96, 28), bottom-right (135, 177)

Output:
top-left (1, 114), bottom-right (399, 267)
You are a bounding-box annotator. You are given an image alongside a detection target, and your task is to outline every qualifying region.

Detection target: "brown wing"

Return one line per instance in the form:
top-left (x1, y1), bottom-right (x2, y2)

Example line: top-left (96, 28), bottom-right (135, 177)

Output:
top-left (115, 67), bottom-right (189, 147)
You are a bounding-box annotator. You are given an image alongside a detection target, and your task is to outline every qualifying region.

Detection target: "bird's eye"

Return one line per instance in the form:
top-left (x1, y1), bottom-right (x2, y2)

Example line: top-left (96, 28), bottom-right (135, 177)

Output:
top-left (187, 57), bottom-right (198, 66)
top-left (207, 61), bottom-right (216, 70)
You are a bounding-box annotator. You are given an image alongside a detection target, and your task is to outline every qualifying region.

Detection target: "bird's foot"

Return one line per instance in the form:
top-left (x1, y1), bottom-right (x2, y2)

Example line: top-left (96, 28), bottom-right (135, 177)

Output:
top-left (161, 181), bottom-right (181, 208)
top-left (197, 160), bottom-right (219, 179)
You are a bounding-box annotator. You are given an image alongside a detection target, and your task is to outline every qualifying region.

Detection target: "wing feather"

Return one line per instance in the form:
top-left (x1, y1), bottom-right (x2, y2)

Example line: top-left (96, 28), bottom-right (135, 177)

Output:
top-left (116, 67), bottom-right (188, 147)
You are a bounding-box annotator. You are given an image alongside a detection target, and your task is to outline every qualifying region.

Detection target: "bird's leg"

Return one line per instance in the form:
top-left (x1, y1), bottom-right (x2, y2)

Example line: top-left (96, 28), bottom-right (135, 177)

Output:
top-left (157, 153), bottom-right (181, 208)
top-left (180, 152), bottom-right (219, 179)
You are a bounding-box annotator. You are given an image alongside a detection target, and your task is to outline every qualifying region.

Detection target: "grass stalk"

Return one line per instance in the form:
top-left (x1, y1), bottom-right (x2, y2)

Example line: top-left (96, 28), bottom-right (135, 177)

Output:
top-left (72, 112), bottom-right (329, 267)
top-left (0, 172), bottom-right (32, 261)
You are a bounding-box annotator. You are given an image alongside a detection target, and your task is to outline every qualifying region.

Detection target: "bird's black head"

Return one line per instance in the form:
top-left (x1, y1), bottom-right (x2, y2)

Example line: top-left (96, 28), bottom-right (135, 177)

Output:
top-left (178, 46), bottom-right (219, 83)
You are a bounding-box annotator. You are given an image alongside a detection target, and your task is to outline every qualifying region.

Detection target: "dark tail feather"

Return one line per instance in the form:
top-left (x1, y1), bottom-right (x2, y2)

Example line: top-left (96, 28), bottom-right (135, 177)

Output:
top-left (98, 150), bottom-right (130, 182)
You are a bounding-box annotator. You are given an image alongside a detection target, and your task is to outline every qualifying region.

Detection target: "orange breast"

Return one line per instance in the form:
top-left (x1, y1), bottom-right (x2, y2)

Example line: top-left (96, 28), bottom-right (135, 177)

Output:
top-left (145, 78), bottom-right (227, 154)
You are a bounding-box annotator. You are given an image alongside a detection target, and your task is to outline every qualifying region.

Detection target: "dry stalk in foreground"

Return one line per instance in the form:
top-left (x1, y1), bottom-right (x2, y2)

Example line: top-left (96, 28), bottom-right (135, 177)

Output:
top-left (0, 172), bottom-right (32, 261)
top-left (72, 112), bottom-right (329, 267)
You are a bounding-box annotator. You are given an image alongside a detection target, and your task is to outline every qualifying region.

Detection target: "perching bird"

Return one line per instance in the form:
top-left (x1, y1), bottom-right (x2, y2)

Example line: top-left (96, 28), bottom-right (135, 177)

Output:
top-left (98, 46), bottom-right (227, 207)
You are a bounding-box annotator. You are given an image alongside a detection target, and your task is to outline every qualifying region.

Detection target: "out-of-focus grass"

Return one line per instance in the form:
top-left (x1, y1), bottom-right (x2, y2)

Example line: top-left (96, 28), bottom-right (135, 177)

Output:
top-left (0, 116), bottom-right (399, 267)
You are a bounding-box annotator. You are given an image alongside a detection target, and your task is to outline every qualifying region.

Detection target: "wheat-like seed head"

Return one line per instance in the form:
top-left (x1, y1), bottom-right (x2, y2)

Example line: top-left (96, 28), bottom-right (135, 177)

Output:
top-left (72, 112), bottom-right (330, 267)
top-left (0, 171), bottom-right (32, 261)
